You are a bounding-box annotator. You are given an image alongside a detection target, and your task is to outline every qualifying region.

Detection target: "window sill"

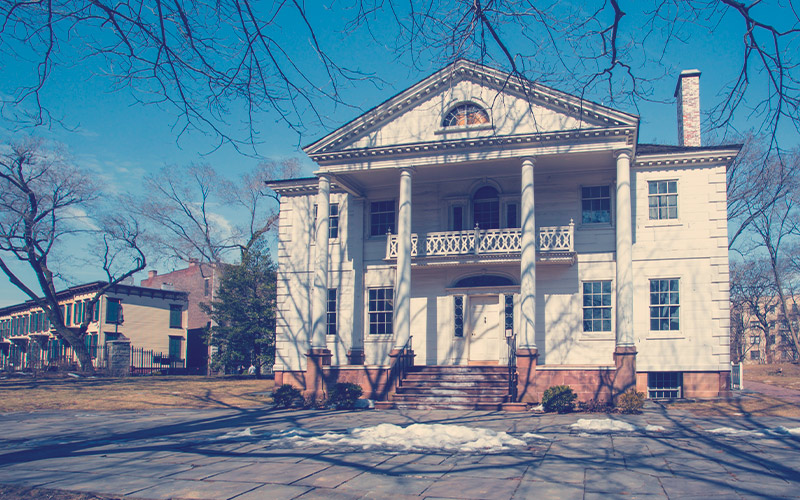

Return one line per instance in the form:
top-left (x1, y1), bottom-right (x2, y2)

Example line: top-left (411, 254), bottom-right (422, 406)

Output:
top-left (364, 335), bottom-right (394, 343)
top-left (644, 220), bottom-right (682, 228)
top-left (579, 333), bottom-right (615, 341)
top-left (647, 331), bottom-right (684, 340)
top-left (434, 124), bottom-right (494, 135)
top-left (577, 223), bottom-right (614, 231)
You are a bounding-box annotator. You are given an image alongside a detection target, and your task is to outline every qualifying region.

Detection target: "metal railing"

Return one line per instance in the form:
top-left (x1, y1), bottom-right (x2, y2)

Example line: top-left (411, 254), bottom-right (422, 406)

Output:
top-left (507, 334), bottom-right (518, 402)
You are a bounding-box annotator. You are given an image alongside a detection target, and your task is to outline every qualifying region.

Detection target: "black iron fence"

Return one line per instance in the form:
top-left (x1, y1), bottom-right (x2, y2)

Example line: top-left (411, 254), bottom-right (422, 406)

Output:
top-left (0, 339), bottom-right (184, 375)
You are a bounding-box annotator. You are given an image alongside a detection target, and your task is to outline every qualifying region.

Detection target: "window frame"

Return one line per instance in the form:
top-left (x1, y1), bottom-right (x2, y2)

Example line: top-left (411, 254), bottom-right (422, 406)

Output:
top-left (369, 200), bottom-right (396, 237)
top-left (313, 202), bottom-right (340, 240)
top-left (105, 298), bottom-right (122, 325)
top-left (580, 185), bottom-right (613, 225)
top-left (326, 288), bottom-right (337, 336)
top-left (367, 287), bottom-right (394, 336)
top-left (441, 102), bottom-right (491, 129)
top-left (582, 280), bottom-right (613, 333)
top-left (649, 278), bottom-right (680, 332)
top-left (648, 180), bottom-right (679, 221)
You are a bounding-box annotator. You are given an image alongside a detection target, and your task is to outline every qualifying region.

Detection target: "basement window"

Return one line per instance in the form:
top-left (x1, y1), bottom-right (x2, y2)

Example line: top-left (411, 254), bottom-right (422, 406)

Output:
top-left (647, 372), bottom-right (682, 399)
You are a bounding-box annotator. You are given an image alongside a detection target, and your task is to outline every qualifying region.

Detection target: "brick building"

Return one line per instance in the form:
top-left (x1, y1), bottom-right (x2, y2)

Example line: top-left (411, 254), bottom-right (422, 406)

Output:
top-left (140, 261), bottom-right (221, 371)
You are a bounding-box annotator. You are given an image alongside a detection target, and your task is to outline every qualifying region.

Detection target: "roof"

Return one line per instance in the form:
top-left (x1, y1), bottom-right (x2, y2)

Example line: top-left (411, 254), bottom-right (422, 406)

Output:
top-left (0, 281), bottom-right (188, 317)
top-left (637, 143), bottom-right (743, 155)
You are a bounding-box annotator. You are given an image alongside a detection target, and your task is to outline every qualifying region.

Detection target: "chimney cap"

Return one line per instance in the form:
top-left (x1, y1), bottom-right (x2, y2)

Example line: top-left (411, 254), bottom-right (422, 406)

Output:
top-left (674, 69), bottom-right (702, 97)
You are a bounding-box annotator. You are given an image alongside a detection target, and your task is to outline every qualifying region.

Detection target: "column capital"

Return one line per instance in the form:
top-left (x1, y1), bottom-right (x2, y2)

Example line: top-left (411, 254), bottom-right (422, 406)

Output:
top-left (400, 166), bottom-right (416, 175)
top-left (613, 149), bottom-right (633, 160)
top-left (521, 156), bottom-right (536, 167)
top-left (317, 172), bottom-right (332, 181)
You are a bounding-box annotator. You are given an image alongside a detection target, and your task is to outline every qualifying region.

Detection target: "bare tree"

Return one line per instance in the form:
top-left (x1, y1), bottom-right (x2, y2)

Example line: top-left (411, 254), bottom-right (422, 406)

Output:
top-left (2, 2), bottom-right (798, 151)
top-left (739, 149), bottom-right (800, 360)
top-left (131, 159), bottom-right (300, 267)
top-left (729, 259), bottom-right (780, 363)
top-left (0, 139), bottom-right (146, 371)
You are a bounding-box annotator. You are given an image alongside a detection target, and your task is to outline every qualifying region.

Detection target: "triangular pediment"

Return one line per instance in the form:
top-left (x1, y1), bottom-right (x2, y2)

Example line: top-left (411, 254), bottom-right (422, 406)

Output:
top-left (304, 60), bottom-right (638, 157)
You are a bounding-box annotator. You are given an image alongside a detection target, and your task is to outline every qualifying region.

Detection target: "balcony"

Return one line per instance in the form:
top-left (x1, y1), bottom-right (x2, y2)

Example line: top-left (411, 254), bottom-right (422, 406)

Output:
top-left (385, 221), bottom-right (575, 264)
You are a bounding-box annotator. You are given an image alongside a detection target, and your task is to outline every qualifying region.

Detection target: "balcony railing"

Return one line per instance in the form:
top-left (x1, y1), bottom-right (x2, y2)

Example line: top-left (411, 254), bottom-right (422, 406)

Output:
top-left (385, 220), bottom-right (574, 261)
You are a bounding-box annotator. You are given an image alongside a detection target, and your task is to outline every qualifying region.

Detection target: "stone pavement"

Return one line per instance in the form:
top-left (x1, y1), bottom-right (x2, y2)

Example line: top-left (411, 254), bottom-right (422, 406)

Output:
top-left (1, 403), bottom-right (799, 499)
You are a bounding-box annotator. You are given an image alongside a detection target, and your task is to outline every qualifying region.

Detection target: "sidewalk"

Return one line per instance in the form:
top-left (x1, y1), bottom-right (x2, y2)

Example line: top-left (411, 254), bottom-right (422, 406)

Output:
top-left (1, 404), bottom-right (798, 499)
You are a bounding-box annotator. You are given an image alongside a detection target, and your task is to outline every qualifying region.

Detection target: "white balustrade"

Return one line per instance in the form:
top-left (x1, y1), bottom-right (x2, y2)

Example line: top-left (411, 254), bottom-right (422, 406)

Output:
top-left (384, 222), bottom-right (574, 259)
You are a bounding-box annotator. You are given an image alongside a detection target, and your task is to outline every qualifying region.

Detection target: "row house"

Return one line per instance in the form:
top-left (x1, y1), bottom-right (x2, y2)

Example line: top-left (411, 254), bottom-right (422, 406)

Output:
top-left (0, 281), bottom-right (189, 369)
top-left (268, 60), bottom-right (739, 405)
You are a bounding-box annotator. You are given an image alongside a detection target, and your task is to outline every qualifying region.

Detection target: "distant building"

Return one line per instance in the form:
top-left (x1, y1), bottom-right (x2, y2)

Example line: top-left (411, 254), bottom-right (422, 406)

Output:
top-left (140, 260), bottom-right (221, 372)
top-left (0, 281), bottom-right (188, 369)
top-left (735, 299), bottom-right (799, 364)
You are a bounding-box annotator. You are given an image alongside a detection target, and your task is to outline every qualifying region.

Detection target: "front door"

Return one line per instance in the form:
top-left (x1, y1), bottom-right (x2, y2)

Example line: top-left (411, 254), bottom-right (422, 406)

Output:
top-left (469, 296), bottom-right (500, 363)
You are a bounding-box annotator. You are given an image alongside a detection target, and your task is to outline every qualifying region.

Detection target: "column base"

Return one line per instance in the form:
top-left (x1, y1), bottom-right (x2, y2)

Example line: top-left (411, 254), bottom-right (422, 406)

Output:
top-left (305, 348), bottom-right (332, 401)
top-left (515, 347), bottom-right (539, 403)
top-left (347, 349), bottom-right (365, 365)
top-left (613, 345), bottom-right (637, 398)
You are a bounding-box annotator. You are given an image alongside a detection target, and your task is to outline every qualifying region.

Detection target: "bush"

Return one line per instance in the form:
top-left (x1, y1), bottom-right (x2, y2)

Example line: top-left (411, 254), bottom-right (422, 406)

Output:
top-left (578, 399), bottom-right (614, 413)
top-left (272, 384), bottom-right (302, 408)
top-left (617, 388), bottom-right (646, 414)
top-left (541, 385), bottom-right (577, 414)
top-left (326, 382), bottom-right (364, 409)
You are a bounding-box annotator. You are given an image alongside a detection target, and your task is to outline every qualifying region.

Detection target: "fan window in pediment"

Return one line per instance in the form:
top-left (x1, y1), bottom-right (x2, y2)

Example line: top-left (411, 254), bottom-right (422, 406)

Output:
top-left (442, 103), bottom-right (490, 128)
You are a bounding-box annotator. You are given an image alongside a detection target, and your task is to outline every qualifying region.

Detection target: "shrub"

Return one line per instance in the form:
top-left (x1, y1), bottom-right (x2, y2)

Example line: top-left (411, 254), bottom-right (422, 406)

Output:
top-left (617, 388), bottom-right (646, 414)
top-left (327, 382), bottom-right (364, 409)
top-left (541, 385), bottom-right (577, 414)
top-left (578, 398), bottom-right (614, 413)
top-left (272, 384), bottom-right (302, 408)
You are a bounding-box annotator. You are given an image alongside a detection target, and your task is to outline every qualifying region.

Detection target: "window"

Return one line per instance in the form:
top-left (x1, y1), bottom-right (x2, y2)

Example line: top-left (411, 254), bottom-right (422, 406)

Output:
top-left (442, 103), bottom-right (489, 128)
top-left (74, 302), bottom-right (83, 325)
top-left (751, 350), bottom-right (761, 361)
top-left (504, 294), bottom-right (514, 333)
top-left (168, 335), bottom-right (183, 361)
top-left (452, 206), bottom-right (464, 231)
top-left (473, 186), bottom-right (500, 229)
top-left (648, 180), bottom-right (678, 220)
top-left (506, 203), bottom-right (518, 229)
top-left (650, 279), bottom-right (679, 331)
top-left (581, 186), bottom-right (611, 224)
top-left (454, 296), bottom-right (464, 337)
top-left (85, 333), bottom-right (98, 359)
top-left (326, 289), bottom-right (337, 336)
top-left (313, 203), bottom-right (340, 239)
top-left (370, 201), bottom-right (395, 236)
top-left (169, 305), bottom-right (183, 329)
top-left (368, 288), bottom-right (393, 335)
top-left (583, 281), bottom-right (612, 332)
top-left (105, 299), bottom-right (121, 324)
top-left (751, 335), bottom-right (761, 345)
top-left (204, 278), bottom-right (210, 297)
top-left (648, 372), bottom-right (682, 399)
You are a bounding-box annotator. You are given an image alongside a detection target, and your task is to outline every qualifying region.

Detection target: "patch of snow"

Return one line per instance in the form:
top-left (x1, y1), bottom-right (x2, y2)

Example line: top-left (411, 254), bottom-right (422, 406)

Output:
top-left (217, 427), bottom-right (256, 439)
top-left (354, 399), bottom-right (375, 409)
top-left (531, 404), bottom-right (544, 412)
top-left (570, 418), bottom-right (636, 433)
top-left (67, 373), bottom-right (81, 378)
top-left (644, 425), bottom-right (666, 432)
top-left (273, 423), bottom-right (527, 453)
top-left (521, 432), bottom-right (549, 441)
top-left (707, 426), bottom-right (800, 438)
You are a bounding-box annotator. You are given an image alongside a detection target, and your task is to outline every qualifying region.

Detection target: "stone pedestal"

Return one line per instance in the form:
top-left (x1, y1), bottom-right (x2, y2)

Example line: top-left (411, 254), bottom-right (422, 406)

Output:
top-left (304, 348), bottom-right (331, 400)
top-left (346, 349), bottom-right (365, 365)
top-left (107, 340), bottom-right (131, 377)
top-left (515, 348), bottom-right (539, 403)
top-left (613, 346), bottom-right (637, 397)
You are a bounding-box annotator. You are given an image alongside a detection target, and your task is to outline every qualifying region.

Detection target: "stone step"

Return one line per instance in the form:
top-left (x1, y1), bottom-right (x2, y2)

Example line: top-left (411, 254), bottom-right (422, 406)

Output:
top-left (412, 366), bottom-right (508, 373)
top-left (390, 402), bottom-right (506, 411)
top-left (397, 388), bottom-right (509, 397)
top-left (403, 373), bottom-right (509, 382)
top-left (391, 394), bottom-right (507, 404)
top-left (400, 380), bottom-right (508, 388)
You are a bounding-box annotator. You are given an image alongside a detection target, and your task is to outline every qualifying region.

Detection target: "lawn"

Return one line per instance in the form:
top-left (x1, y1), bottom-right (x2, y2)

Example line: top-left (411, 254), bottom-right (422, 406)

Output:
top-left (662, 362), bottom-right (800, 418)
top-left (0, 374), bottom-right (274, 413)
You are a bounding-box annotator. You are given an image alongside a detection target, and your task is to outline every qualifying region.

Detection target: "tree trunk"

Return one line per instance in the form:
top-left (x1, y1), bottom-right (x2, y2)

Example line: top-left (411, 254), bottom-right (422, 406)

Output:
top-left (52, 324), bottom-right (94, 373)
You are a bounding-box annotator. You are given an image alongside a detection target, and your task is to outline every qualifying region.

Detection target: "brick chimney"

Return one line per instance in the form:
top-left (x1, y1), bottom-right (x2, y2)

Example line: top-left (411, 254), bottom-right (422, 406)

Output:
top-left (147, 270), bottom-right (157, 279)
top-left (674, 69), bottom-right (701, 147)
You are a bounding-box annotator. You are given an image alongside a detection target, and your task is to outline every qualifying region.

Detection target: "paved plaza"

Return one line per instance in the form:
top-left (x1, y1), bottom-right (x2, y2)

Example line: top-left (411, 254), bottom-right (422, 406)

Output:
top-left (1, 403), bottom-right (798, 499)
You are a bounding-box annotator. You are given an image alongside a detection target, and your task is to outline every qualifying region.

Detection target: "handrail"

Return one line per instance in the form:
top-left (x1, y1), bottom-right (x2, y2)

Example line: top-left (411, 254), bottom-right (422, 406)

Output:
top-left (390, 336), bottom-right (414, 393)
top-left (507, 334), bottom-right (517, 402)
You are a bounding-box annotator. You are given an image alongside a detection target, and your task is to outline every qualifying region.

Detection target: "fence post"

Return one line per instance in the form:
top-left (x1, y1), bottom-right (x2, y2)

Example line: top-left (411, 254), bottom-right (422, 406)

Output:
top-left (108, 340), bottom-right (132, 377)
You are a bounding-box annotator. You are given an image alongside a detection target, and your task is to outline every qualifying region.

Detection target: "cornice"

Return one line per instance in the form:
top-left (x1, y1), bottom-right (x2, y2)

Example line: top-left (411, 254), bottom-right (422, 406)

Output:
top-left (310, 126), bottom-right (636, 165)
top-left (634, 149), bottom-right (740, 168)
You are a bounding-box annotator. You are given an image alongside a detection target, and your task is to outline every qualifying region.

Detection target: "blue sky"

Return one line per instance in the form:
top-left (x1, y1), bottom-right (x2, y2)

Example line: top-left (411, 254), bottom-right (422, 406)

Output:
top-left (1, 2), bottom-right (797, 307)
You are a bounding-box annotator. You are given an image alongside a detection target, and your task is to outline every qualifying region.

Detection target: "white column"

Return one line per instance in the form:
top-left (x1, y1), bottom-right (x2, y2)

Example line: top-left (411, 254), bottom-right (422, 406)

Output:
top-left (615, 150), bottom-right (634, 347)
top-left (311, 174), bottom-right (330, 350)
top-left (519, 157), bottom-right (536, 349)
top-left (394, 167), bottom-right (414, 349)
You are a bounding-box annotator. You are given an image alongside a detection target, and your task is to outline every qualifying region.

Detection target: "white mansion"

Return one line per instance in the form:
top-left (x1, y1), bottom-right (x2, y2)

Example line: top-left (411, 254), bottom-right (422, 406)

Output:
top-left (268, 60), bottom-right (738, 406)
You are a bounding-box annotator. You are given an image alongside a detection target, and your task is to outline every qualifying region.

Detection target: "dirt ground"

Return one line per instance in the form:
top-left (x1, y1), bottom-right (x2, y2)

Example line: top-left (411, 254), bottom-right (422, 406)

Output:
top-left (0, 374), bottom-right (274, 412)
top-left (0, 484), bottom-right (118, 500)
top-left (662, 363), bottom-right (800, 418)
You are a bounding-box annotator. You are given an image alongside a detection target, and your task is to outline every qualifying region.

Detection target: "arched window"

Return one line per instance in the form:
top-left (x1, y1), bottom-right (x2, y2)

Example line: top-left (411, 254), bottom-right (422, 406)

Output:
top-left (442, 103), bottom-right (490, 128)
top-left (454, 275), bottom-right (515, 288)
top-left (473, 186), bottom-right (499, 229)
